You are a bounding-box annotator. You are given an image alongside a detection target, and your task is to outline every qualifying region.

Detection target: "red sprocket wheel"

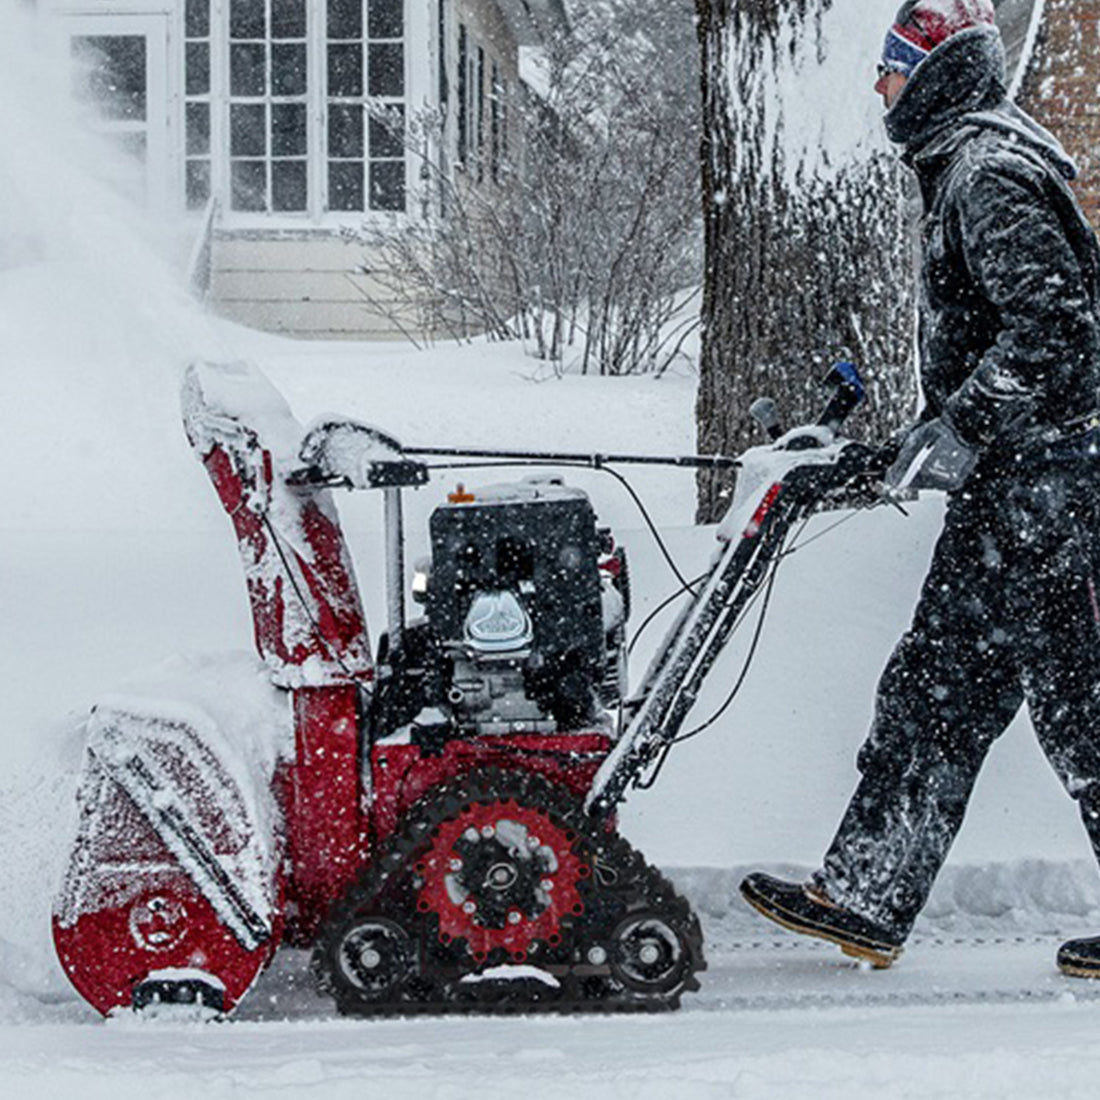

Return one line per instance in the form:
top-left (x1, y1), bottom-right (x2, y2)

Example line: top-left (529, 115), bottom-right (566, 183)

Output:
top-left (415, 795), bottom-right (590, 962)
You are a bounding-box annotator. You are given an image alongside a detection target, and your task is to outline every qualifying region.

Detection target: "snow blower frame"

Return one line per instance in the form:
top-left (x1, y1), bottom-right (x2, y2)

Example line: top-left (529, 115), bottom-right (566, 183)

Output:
top-left (53, 360), bottom-right (871, 1018)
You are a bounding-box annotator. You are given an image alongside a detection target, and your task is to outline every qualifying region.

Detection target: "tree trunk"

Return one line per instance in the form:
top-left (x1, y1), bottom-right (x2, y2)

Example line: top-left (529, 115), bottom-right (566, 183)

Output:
top-left (693, 0), bottom-right (916, 522)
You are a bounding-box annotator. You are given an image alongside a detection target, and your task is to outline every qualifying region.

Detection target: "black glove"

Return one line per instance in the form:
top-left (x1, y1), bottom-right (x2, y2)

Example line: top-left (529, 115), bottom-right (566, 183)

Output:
top-left (884, 417), bottom-right (978, 492)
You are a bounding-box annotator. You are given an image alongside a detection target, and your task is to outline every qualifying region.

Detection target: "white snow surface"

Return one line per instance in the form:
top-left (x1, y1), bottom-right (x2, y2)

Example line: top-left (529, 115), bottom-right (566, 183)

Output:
top-left (6, 2), bottom-right (1100, 1095)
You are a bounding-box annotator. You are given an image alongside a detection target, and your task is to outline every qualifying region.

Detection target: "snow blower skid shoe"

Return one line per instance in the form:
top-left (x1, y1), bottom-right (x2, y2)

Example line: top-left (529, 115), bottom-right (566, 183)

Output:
top-left (1056, 936), bottom-right (1100, 978)
top-left (740, 873), bottom-right (903, 969)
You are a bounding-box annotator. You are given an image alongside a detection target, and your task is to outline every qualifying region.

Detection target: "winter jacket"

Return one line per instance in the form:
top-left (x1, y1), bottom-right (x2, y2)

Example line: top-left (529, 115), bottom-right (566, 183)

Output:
top-left (886, 26), bottom-right (1100, 454)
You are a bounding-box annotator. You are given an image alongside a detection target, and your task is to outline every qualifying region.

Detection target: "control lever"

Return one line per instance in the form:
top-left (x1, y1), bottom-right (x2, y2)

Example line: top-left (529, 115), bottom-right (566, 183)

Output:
top-left (749, 397), bottom-right (782, 441)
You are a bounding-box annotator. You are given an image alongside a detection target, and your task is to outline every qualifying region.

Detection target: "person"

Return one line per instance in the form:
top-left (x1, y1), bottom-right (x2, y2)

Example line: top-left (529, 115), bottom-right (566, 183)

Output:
top-left (740, 0), bottom-right (1100, 977)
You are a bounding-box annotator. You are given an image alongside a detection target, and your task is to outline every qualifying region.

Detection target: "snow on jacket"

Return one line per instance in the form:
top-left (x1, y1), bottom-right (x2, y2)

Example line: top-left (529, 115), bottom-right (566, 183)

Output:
top-left (886, 25), bottom-right (1100, 452)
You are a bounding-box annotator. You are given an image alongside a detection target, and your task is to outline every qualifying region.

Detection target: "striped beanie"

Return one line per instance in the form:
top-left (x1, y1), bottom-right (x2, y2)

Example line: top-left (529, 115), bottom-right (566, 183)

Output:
top-left (882, 0), bottom-right (997, 78)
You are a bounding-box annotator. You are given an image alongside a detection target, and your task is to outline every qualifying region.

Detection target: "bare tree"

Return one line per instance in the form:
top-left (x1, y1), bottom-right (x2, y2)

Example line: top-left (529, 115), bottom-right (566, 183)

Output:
top-left (350, 1), bottom-right (703, 377)
top-left (693, 0), bottom-right (916, 521)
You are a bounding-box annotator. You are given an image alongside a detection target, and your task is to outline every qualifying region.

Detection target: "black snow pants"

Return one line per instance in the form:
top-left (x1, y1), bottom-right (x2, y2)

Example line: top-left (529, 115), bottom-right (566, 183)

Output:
top-left (815, 447), bottom-right (1100, 940)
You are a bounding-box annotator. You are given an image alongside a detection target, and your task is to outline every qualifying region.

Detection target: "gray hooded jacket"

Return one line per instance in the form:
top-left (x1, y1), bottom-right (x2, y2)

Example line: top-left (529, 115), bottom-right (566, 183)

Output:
top-left (886, 26), bottom-right (1100, 451)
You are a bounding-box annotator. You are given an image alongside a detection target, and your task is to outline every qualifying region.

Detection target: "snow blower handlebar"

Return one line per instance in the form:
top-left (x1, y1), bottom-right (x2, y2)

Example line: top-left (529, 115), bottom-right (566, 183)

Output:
top-left (585, 362), bottom-right (872, 820)
top-left (403, 446), bottom-right (742, 470)
top-left (288, 422), bottom-right (741, 492)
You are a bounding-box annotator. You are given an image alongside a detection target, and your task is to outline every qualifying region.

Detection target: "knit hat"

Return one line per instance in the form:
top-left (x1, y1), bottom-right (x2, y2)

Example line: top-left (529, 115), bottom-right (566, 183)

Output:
top-left (881, 0), bottom-right (997, 78)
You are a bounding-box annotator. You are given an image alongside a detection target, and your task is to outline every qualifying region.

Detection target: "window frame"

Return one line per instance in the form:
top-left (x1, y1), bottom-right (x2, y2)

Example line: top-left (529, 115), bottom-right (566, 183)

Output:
top-left (183, 0), bottom-right (415, 228)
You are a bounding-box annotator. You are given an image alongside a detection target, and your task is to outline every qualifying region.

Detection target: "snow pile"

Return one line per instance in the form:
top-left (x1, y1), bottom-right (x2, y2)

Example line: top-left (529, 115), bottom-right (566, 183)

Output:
top-left (675, 860), bottom-right (1100, 947)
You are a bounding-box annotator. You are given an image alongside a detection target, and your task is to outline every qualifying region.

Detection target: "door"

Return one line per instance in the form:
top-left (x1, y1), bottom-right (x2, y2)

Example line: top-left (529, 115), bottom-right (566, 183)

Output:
top-left (61, 13), bottom-right (170, 212)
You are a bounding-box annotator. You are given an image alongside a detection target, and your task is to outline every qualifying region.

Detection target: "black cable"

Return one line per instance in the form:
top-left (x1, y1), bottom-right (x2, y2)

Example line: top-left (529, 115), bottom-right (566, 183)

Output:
top-left (626, 572), bottom-right (707, 657)
top-left (595, 465), bottom-right (701, 597)
top-left (632, 518), bottom-right (807, 791)
top-left (672, 550), bottom-right (783, 744)
top-left (633, 554), bottom-right (778, 788)
top-left (426, 457), bottom-right (699, 596)
top-left (261, 513), bottom-right (367, 684)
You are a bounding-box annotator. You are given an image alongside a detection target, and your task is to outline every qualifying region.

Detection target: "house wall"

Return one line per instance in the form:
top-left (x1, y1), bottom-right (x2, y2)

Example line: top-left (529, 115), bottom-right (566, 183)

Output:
top-left (209, 1), bottom-right (526, 342)
top-left (207, 0), bottom-right (528, 340)
top-left (43, 0), bottom-right (533, 340)
top-left (1017, 0), bottom-right (1100, 229)
top-left (210, 233), bottom-right (423, 338)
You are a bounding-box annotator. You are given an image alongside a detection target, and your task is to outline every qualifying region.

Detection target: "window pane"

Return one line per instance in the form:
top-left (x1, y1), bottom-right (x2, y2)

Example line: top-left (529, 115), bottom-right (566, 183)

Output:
top-left (329, 161), bottom-right (364, 211)
top-left (231, 103), bottom-right (267, 156)
top-left (185, 0), bottom-right (210, 38)
top-left (186, 160), bottom-right (211, 208)
top-left (369, 0), bottom-right (404, 39)
top-left (369, 108), bottom-right (404, 158)
top-left (231, 160), bottom-right (267, 210)
top-left (327, 0), bottom-right (362, 38)
top-left (328, 104), bottom-right (364, 158)
top-left (368, 42), bottom-right (403, 97)
top-left (272, 161), bottom-right (308, 211)
top-left (272, 103), bottom-right (307, 156)
top-left (71, 36), bottom-right (146, 121)
top-left (185, 42), bottom-right (210, 95)
top-left (230, 0), bottom-right (265, 39)
top-left (272, 43), bottom-right (307, 96)
top-left (186, 102), bottom-right (210, 155)
top-left (230, 42), bottom-right (267, 96)
top-left (272, 0), bottom-right (307, 38)
top-left (370, 159), bottom-right (405, 212)
top-left (328, 43), bottom-right (363, 97)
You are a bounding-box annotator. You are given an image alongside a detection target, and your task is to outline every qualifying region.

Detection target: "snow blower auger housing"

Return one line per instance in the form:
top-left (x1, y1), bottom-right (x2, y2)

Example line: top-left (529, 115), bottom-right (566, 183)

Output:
top-left (53, 358), bottom-right (871, 1018)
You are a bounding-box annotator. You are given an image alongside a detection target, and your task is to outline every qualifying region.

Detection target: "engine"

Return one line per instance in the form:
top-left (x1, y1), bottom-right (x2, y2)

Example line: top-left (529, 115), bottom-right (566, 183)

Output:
top-left (370, 476), bottom-right (628, 743)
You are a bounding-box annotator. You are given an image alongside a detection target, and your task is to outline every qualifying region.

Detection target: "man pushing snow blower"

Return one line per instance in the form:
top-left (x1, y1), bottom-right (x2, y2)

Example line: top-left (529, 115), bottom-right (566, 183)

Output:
top-left (741, 0), bottom-right (1100, 977)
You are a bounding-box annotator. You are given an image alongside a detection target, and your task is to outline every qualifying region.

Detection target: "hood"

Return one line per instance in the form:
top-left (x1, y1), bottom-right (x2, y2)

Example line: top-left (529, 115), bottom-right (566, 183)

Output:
top-left (885, 25), bottom-right (1006, 149)
top-left (954, 102), bottom-right (1079, 180)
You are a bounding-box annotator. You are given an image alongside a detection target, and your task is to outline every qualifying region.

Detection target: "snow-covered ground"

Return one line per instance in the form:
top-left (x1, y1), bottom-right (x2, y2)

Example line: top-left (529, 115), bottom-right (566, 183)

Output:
top-left (7, 1), bottom-right (1100, 1094)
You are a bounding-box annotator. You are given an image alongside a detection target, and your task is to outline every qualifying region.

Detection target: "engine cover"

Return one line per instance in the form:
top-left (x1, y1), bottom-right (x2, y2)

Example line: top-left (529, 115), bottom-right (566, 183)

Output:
top-left (427, 479), bottom-right (610, 732)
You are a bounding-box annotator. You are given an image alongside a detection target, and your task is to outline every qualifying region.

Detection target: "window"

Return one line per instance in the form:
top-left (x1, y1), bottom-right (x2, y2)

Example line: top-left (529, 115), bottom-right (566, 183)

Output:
top-left (65, 13), bottom-right (169, 210)
top-left (476, 45), bottom-right (485, 182)
top-left (227, 0), bottom-right (308, 213)
top-left (326, 0), bottom-right (407, 213)
top-left (71, 35), bottom-right (147, 123)
top-left (455, 25), bottom-right (493, 180)
top-left (184, 0), bottom-right (212, 208)
top-left (457, 22), bottom-right (468, 165)
top-left (490, 62), bottom-right (507, 184)
top-left (180, 0), bottom-right (406, 218)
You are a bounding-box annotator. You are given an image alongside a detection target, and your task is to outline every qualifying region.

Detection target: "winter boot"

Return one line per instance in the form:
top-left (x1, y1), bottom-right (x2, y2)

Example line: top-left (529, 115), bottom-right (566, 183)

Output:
top-left (740, 872), bottom-right (904, 969)
top-left (1057, 936), bottom-right (1100, 978)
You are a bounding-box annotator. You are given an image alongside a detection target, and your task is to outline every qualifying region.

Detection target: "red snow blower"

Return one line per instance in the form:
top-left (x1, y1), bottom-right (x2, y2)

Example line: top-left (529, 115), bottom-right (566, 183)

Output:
top-left (52, 359), bottom-right (870, 1017)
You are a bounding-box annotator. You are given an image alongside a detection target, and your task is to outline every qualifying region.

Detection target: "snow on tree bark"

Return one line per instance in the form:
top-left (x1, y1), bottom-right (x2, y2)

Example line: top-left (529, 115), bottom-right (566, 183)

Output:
top-left (694, 0), bottom-right (917, 522)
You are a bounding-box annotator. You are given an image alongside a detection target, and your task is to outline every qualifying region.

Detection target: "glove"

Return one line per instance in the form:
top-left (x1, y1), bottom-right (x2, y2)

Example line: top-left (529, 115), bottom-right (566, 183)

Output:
top-left (884, 417), bottom-right (978, 492)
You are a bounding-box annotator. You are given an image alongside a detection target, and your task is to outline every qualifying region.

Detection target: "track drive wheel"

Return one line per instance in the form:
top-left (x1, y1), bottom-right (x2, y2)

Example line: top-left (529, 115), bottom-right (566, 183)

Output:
top-left (414, 778), bottom-right (590, 964)
top-left (609, 912), bottom-right (693, 995)
top-left (332, 917), bottom-right (413, 1001)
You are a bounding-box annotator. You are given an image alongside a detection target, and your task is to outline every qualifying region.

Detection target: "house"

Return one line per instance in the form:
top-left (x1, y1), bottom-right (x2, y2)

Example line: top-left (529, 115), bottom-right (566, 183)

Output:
top-left (1010, 0), bottom-right (1100, 229)
top-left (38, 0), bottom-right (568, 338)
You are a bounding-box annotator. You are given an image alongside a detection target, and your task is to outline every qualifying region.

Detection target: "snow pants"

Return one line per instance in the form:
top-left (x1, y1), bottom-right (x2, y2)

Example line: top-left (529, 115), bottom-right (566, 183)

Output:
top-left (816, 451), bottom-right (1100, 940)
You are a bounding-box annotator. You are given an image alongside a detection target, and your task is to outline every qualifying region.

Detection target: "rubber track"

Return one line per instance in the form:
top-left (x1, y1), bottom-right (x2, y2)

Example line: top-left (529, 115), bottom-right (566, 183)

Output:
top-left (310, 767), bottom-right (706, 1016)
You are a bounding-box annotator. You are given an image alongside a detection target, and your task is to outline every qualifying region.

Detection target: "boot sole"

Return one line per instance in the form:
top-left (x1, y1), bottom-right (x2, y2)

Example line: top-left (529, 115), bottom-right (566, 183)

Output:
top-left (741, 880), bottom-right (902, 970)
top-left (1057, 956), bottom-right (1100, 979)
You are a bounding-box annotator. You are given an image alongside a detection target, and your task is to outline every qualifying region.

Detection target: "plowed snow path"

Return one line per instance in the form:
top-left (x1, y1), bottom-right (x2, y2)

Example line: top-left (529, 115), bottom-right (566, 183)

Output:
top-left (7, 936), bottom-right (1100, 1099)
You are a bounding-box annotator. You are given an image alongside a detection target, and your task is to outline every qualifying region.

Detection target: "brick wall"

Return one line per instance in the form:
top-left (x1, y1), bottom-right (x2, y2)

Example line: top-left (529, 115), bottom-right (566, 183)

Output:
top-left (1018, 0), bottom-right (1100, 229)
